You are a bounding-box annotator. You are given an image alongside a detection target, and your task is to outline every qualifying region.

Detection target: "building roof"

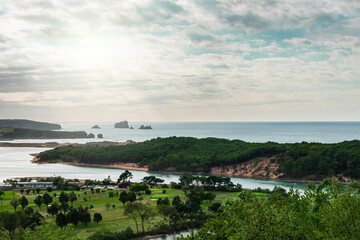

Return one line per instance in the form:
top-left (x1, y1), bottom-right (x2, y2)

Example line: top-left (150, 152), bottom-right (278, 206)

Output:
top-left (17, 182), bottom-right (53, 184)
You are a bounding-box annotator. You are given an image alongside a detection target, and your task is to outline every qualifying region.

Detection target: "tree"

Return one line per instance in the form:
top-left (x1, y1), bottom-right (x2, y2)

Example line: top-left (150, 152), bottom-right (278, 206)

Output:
top-left (124, 202), bottom-right (153, 233)
top-left (204, 192), bottom-right (216, 203)
top-left (142, 176), bottom-right (164, 187)
top-left (20, 189), bottom-right (25, 195)
top-left (10, 198), bottom-right (19, 211)
top-left (119, 191), bottom-right (129, 206)
top-left (47, 203), bottom-right (60, 217)
top-left (105, 202), bottom-right (111, 210)
top-left (34, 195), bottom-right (43, 209)
top-left (78, 206), bottom-right (91, 226)
top-left (0, 190), bottom-right (5, 199)
top-left (59, 192), bottom-right (69, 205)
top-left (108, 191), bottom-right (115, 199)
top-left (128, 191), bottom-right (136, 203)
top-left (102, 175), bottom-right (112, 185)
top-left (93, 213), bottom-right (102, 225)
top-left (69, 192), bottom-right (77, 206)
top-left (26, 189), bottom-right (31, 195)
top-left (20, 196), bottom-right (29, 210)
top-left (67, 208), bottom-right (79, 227)
top-left (208, 202), bottom-right (222, 212)
top-left (172, 195), bottom-right (182, 206)
top-left (0, 211), bottom-right (21, 240)
top-left (42, 193), bottom-right (53, 209)
top-left (35, 188), bottom-right (41, 194)
top-left (130, 183), bottom-right (149, 194)
top-left (117, 170), bottom-right (133, 183)
top-left (55, 212), bottom-right (68, 228)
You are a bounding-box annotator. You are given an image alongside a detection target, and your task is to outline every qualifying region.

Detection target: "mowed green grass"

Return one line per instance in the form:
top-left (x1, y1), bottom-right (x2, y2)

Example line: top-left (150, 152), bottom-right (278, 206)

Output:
top-left (0, 188), bottom-right (266, 237)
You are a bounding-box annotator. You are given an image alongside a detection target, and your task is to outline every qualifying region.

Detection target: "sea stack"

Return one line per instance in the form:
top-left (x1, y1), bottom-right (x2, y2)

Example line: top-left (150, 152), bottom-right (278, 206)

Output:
top-left (114, 121), bottom-right (129, 128)
top-left (97, 134), bottom-right (103, 138)
top-left (88, 133), bottom-right (95, 138)
top-left (139, 125), bottom-right (152, 130)
top-left (91, 125), bottom-right (100, 129)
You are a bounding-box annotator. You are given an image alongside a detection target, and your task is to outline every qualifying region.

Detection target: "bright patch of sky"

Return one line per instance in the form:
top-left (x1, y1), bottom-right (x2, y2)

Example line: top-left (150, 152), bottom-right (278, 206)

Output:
top-left (0, 0), bottom-right (360, 122)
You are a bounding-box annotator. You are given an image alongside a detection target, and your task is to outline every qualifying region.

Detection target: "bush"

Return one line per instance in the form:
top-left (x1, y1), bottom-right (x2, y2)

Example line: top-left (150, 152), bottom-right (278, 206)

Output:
top-left (88, 227), bottom-right (134, 240)
top-left (145, 189), bottom-right (151, 195)
top-left (162, 190), bottom-right (166, 194)
top-left (161, 184), bottom-right (168, 188)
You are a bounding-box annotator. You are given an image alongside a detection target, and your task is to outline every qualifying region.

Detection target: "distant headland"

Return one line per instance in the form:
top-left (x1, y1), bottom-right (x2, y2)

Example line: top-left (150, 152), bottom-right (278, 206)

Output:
top-left (0, 127), bottom-right (96, 140)
top-left (0, 119), bottom-right (61, 130)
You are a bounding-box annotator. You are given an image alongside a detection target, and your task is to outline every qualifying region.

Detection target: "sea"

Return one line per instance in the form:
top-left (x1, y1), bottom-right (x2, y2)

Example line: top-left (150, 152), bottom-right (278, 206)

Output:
top-left (1, 122), bottom-right (360, 191)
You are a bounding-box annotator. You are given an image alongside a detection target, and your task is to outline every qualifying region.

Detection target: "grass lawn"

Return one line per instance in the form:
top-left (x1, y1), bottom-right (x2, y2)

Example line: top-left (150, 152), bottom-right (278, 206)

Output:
top-left (0, 188), bottom-right (267, 238)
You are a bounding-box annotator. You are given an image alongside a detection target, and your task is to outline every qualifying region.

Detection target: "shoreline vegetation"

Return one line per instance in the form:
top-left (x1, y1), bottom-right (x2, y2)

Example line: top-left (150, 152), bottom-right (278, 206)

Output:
top-left (32, 136), bottom-right (360, 182)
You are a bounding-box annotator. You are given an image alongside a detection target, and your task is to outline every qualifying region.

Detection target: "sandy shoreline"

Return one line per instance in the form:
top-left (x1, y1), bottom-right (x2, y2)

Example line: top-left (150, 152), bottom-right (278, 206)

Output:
top-left (32, 157), bottom-right (149, 172)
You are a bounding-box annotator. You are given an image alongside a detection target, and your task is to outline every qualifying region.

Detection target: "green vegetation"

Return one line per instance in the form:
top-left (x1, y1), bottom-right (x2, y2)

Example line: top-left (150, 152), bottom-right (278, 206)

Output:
top-left (37, 137), bottom-right (360, 179)
top-left (0, 182), bottom-right (243, 239)
top-left (181, 179), bottom-right (360, 240)
top-left (2, 172), bottom-right (359, 239)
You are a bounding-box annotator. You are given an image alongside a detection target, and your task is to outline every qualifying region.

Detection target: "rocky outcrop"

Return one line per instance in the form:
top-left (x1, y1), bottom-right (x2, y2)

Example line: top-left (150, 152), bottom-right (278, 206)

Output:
top-left (88, 133), bottom-right (95, 138)
top-left (139, 125), bottom-right (152, 130)
top-left (0, 119), bottom-right (61, 130)
top-left (91, 125), bottom-right (100, 129)
top-left (130, 126), bottom-right (134, 129)
top-left (97, 134), bottom-right (103, 138)
top-left (0, 127), bottom-right (93, 140)
top-left (115, 121), bottom-right (129, 128)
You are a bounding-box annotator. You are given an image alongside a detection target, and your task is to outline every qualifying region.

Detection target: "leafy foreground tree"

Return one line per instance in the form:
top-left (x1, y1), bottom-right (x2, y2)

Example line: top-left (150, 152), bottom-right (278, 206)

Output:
top-left (180, 179), bottom-right (360, 240)
top-left (23, 221), bottom-right (84, 240)
top-left (0, 210), bottom-right (44, 240)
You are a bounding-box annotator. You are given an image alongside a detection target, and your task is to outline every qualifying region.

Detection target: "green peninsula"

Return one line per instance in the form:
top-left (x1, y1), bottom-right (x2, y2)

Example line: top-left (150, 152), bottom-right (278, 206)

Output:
top-left (36, 137), bottom-right (360, 181)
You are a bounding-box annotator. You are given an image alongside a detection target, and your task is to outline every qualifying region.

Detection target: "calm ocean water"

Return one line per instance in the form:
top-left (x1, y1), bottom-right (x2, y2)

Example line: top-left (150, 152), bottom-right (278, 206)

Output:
top-left (1, 122), bottom-right (359, 190)
top-left (6, 121), bottom-right (360, 144)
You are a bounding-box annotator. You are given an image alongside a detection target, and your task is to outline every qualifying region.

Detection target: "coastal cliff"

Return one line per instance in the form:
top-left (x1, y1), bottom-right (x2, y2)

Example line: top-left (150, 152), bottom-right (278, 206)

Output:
top-left (0, 119), bottom-right (61, 130)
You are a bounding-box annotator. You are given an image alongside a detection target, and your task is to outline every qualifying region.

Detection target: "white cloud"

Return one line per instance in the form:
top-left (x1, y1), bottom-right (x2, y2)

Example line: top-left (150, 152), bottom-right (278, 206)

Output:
top-left (0, 0), bottom-right (359, 121)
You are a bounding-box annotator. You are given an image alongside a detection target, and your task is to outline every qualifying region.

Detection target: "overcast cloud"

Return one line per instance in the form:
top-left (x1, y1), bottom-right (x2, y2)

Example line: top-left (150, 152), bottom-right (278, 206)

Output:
top-left (0, 0), bottom-right (360, 122)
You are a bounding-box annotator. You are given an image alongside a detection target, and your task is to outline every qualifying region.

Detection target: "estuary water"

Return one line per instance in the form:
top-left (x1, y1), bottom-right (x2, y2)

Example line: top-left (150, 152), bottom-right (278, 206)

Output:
top-left (1, 122), bottom-right (360, 191)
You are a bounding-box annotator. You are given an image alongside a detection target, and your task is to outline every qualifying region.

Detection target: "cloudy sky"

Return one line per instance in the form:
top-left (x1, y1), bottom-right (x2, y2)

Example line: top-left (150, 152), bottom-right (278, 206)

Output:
top-left (1, 0), bottom-right (360, 122)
